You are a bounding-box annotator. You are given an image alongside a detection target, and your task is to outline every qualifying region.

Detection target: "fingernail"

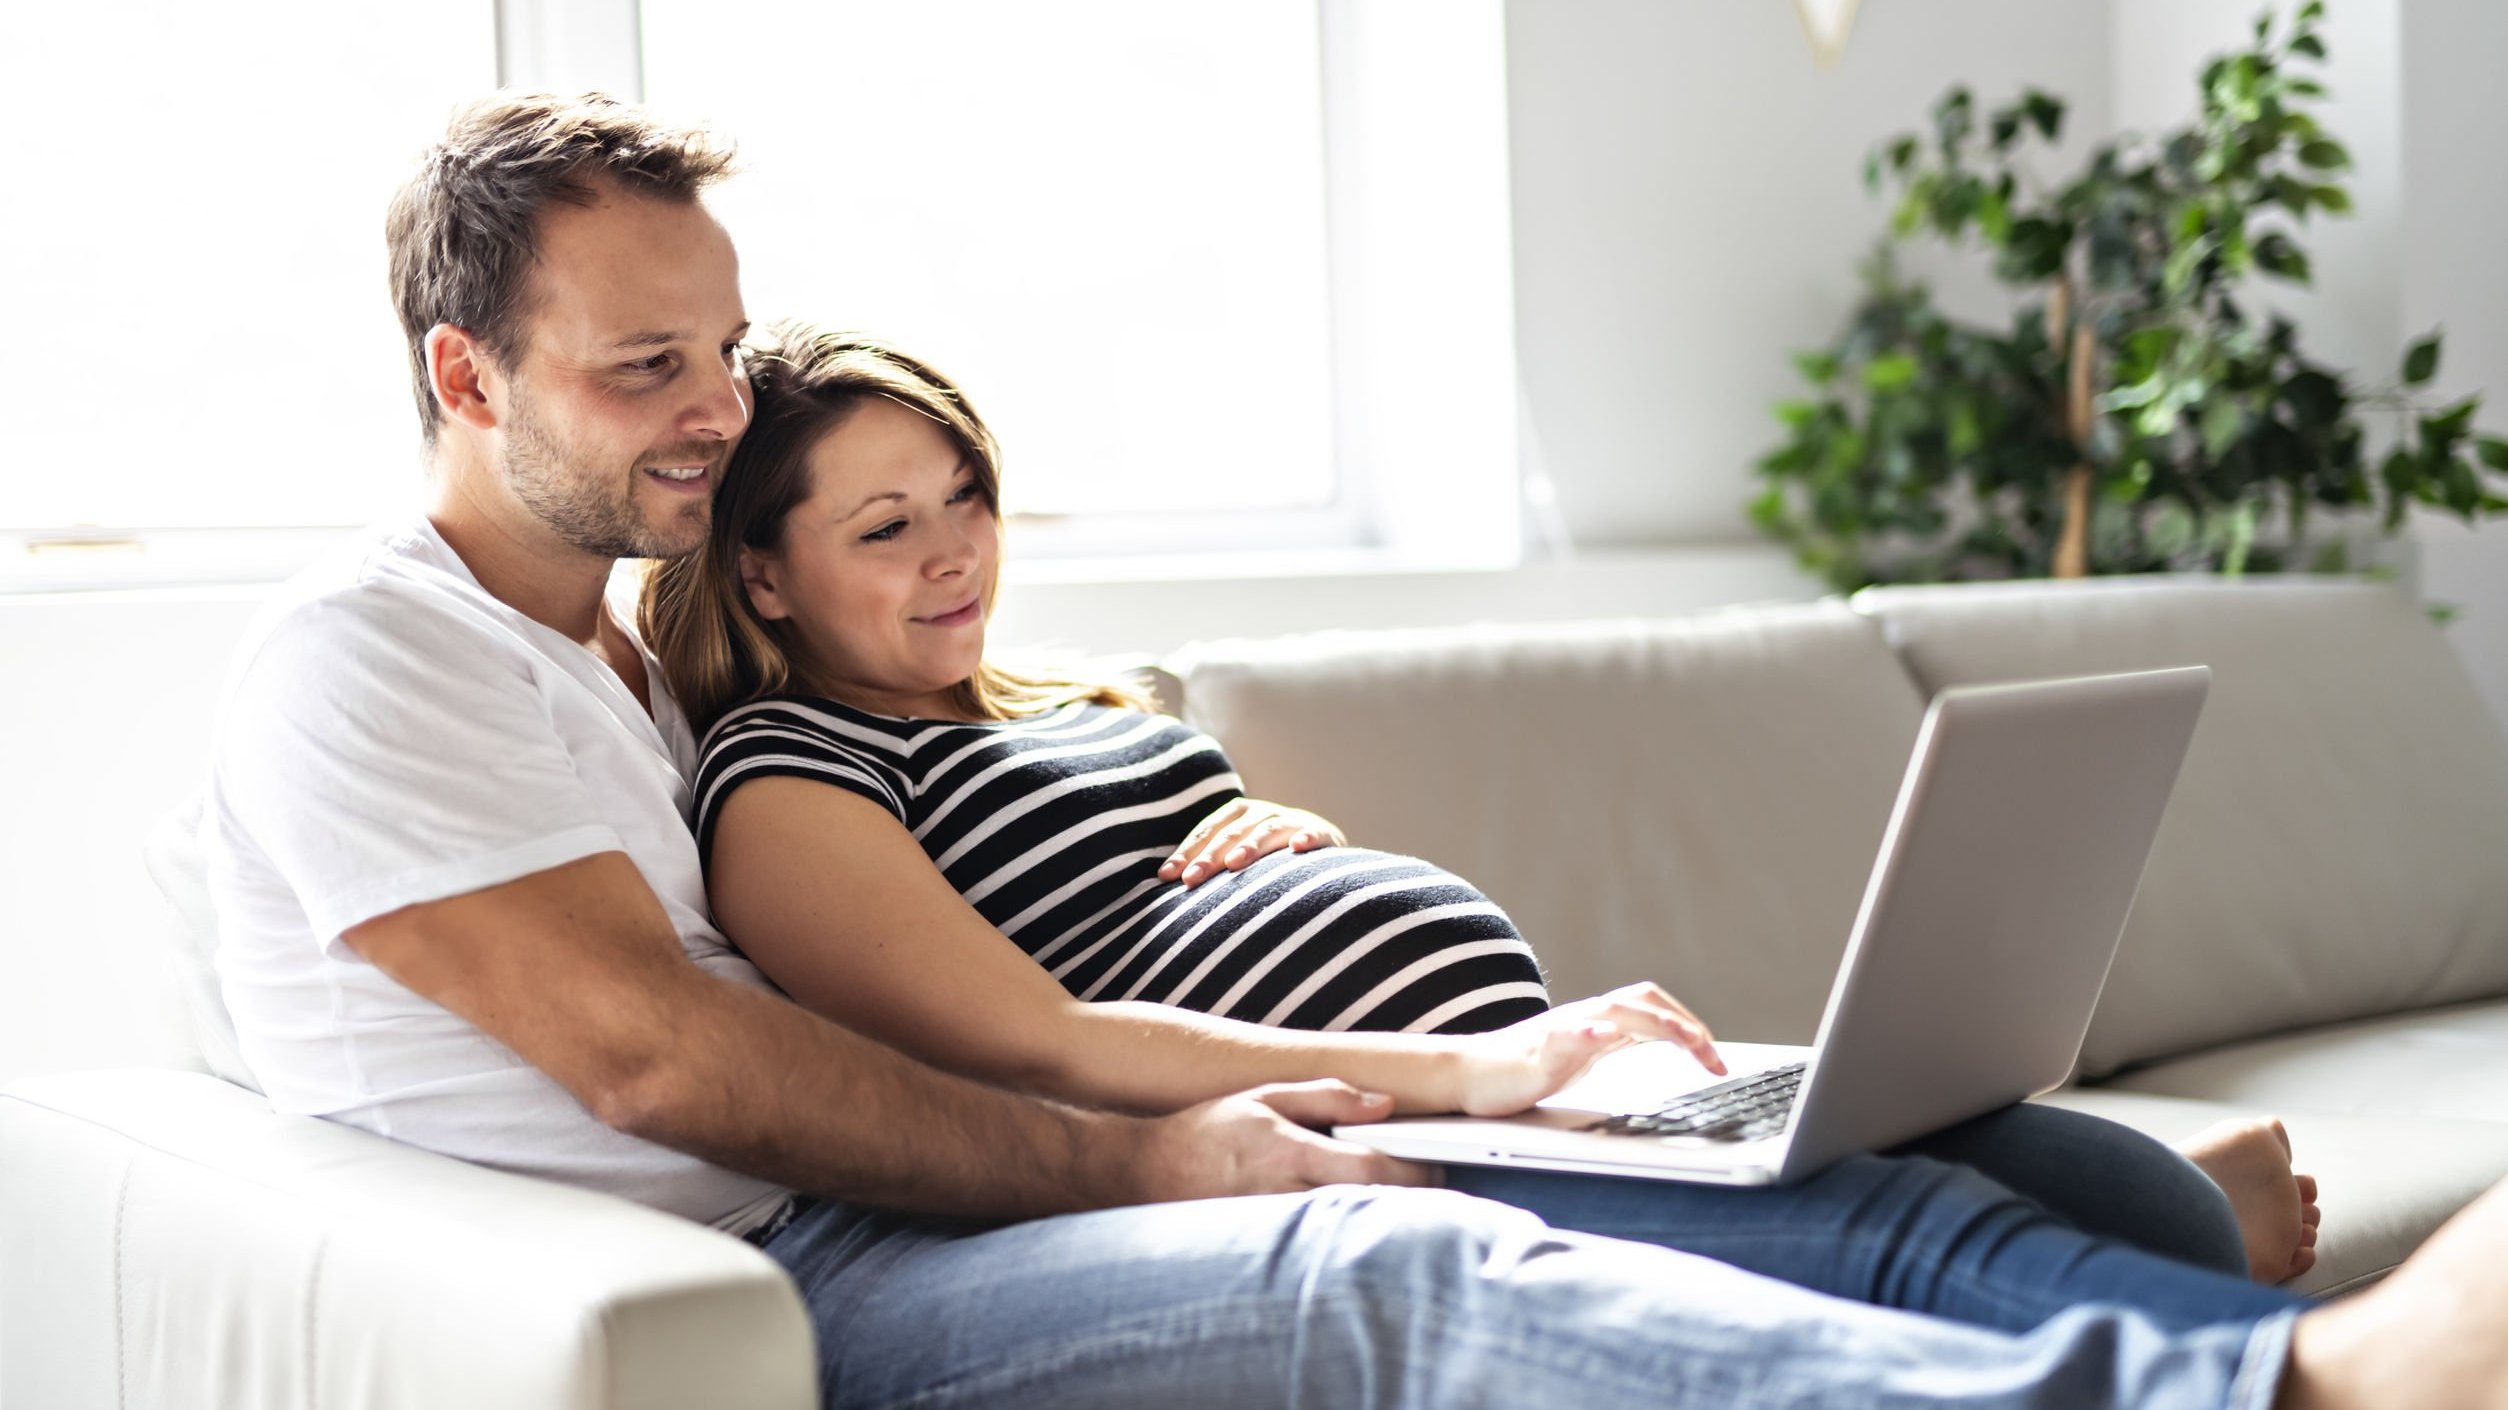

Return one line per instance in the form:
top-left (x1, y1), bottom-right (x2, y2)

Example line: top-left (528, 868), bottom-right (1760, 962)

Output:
top-left (1225, 846), bottom-right (1251, 865)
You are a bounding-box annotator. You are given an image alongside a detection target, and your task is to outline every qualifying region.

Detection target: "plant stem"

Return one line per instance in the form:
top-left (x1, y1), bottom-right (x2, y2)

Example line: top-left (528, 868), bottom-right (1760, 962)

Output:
top-left (2053, 304), bottom-right (2097, 578)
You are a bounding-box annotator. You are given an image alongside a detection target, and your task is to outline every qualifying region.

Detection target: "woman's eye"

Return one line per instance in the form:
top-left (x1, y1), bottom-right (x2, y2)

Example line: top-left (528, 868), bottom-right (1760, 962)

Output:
top-left (949, 482), bottom-right (983, 505)
top-left (859, 520), bottom-right (906, 543)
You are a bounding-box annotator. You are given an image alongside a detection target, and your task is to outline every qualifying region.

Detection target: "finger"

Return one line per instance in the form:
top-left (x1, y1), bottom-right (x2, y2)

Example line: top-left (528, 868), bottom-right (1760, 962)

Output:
top-left (1253, 1079), bottom-right (1395, 1129)
top-left (1291, 812), bottom-right (1346, 849)
top-left (1221, 817), bottom-right (1305, 871)
top-left (1606, 1000), bottom-right (1726, 1074)
top-left (1187, 814), bottom-right (1274, 884)
top-left (1163, 800), bottom-right (1248, 880)
top-left (1296, 1133), bottom-right (1437, 1189)
top-left (1618, 981), bottom-right (1716, 1043)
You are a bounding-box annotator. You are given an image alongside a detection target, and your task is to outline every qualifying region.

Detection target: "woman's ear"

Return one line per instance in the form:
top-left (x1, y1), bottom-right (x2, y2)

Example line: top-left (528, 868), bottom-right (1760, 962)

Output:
top-left (737, 547), bottom-right (791, 621)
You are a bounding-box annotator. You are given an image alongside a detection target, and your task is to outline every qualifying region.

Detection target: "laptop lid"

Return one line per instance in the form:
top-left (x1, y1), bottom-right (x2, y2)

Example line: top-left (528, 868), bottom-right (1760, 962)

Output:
top-left (1773, 665), bottom-right (2211, 1177)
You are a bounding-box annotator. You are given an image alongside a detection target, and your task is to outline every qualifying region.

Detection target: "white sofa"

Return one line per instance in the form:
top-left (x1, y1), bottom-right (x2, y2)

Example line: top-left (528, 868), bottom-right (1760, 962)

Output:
top-left (9, 574), bottom-right (2508, 1407)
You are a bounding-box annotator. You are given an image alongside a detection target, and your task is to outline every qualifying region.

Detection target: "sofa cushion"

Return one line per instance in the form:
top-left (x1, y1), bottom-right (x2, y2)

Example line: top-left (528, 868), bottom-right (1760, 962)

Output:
top-left (2036, 1085), bottom-right (2508, 1297)
top-left (1854, 577), bottom-right (2508, 1077)
top-left (2100, 999), bottom-right (2508, 1125)
top-left (1169, 603), bottom-right (1926, 1042)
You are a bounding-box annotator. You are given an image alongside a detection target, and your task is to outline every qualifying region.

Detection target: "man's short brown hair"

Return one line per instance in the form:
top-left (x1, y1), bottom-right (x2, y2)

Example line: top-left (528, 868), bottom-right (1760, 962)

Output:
top-left (385, 92), bottom-right (736, 446)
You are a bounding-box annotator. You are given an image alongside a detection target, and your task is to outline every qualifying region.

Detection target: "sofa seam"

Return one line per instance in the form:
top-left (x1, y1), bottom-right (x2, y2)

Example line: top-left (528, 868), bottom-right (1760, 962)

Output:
top-left (305, 1232), bottom-right (330, 1410)
top-left (112, 1159), bottom-right (132, 1410)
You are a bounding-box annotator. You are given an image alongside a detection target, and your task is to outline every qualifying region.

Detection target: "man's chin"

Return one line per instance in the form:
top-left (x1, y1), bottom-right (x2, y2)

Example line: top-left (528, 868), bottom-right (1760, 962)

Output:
top-left (637, 502), bottom-right (713, 561)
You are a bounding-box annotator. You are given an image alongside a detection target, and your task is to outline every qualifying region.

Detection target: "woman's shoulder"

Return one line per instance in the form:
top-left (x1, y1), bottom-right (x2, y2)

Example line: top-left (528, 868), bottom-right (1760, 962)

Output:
top-left (699, 693), bottom-right (917, 767)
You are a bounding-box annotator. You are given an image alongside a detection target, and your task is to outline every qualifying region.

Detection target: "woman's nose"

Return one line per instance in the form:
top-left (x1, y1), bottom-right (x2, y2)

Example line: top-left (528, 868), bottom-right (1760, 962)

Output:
top-left (928, 521), bottom-right (979, 578)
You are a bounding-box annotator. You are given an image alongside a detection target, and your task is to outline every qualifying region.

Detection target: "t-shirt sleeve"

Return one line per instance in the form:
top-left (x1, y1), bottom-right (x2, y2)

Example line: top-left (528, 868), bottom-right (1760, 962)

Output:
top-left (689, 707), bottom-right (909, 868)
top-left (212, 588), bottom-right (625, 946)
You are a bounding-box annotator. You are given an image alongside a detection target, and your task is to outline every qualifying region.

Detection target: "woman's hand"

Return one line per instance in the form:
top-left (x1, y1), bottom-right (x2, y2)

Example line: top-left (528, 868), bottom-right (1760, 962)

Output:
top-left (1449, 983), bottom-right (1726, 1118)
top-left (1159, 798), bottom-right (1347, 887)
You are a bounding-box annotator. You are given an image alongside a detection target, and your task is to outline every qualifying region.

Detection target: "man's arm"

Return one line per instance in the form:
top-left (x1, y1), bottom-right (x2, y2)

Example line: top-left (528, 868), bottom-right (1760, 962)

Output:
top-left (344, 851), bottom-right (1423, 1219)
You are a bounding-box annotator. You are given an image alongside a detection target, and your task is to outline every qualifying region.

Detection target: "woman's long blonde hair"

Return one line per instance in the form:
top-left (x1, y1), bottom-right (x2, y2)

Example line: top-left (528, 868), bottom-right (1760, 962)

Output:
top-left (641, 323), bottom-right (1146, 736)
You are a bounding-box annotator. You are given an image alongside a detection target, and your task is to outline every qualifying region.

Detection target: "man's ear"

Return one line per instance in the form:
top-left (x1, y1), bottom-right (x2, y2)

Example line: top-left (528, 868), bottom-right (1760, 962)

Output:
top-left (425, 324), bottom-right (502, 433)
top-left (737, 547), bottom-right (791, 621)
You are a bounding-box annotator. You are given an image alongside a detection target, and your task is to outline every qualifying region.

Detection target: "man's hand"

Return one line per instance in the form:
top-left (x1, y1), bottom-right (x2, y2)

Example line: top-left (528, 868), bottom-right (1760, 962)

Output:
top-left (1136, 1080), bottom-right (1435, 1200)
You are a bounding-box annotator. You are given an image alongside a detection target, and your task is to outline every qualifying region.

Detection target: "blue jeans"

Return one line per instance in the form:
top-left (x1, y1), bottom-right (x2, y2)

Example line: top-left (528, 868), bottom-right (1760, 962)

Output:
top-left (763, 1105), bottom-right (2306, 1408)
top-left (1442, 1101), bottom-right (2293, 1334)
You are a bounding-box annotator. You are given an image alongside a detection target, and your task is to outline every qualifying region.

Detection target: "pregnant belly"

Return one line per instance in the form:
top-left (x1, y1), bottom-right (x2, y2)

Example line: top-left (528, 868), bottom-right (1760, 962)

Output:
top-left (1033, 847), bottom-right (1550, 1035)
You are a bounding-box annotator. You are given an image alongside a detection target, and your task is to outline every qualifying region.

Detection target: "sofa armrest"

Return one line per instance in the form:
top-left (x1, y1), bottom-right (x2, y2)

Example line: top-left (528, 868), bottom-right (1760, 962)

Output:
top-left (1, 1069), bottom-right (816, 1410)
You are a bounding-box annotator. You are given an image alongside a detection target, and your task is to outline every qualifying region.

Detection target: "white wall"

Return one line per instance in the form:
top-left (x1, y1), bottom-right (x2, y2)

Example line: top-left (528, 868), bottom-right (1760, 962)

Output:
top-left (2397, 0), bottom-right (2508, 721)
top-left (1506, 0), bottom-right (2115, 544)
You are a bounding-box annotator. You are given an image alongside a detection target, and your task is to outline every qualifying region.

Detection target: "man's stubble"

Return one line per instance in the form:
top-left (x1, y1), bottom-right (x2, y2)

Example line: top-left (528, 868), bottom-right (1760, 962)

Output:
top-left (501, 381), bottom-right (710, 561)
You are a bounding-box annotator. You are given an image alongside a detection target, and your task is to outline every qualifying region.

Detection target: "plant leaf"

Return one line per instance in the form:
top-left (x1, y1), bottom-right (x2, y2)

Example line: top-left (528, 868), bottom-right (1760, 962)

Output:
top-left (2478, 436), bottom-right (2508, 472)
top-left (2253, 232), bottom-right (2312, 283)
top-left (2291, 33), bottom-right (2327, 60)
top-left (1863, 354), bottom-right (1920, 391)
top-left (2403, 335), bottom-right (2441, 386)
top-left (2298, 138), bottom-right (2352, 170)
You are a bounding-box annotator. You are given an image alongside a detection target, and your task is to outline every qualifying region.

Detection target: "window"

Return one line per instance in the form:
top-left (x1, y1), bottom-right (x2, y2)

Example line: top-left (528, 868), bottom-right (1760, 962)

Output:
top-left (1, 0), bottom-right (496, 585)
top-left (2, 0), bottom-right (1517, 588)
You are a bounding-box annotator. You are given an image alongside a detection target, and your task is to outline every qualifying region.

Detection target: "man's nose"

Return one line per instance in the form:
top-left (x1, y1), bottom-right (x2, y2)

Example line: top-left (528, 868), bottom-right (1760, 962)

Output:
top-left (686, 358), bottom-right (751, 441)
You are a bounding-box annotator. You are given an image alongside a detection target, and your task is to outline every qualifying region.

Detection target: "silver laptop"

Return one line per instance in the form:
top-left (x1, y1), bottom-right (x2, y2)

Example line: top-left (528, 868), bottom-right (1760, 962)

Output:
top-left (1336, 665), bottom-right (2211, 1186)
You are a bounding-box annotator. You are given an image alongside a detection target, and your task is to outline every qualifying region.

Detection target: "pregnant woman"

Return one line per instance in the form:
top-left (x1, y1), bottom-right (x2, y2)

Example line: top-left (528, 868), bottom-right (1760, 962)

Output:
top-left (642, 324), bottom-right (2318, 1335)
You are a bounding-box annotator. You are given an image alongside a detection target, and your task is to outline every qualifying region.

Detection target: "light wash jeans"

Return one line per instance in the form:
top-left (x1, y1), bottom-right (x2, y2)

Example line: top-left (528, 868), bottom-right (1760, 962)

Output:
top-left (762, 1105), bottom-right (2307, 1409)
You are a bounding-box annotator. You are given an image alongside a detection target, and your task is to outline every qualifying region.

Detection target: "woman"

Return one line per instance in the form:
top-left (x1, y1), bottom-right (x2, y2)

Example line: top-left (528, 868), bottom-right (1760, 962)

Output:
top-left (643, 324), bottom-right (2318, 1333)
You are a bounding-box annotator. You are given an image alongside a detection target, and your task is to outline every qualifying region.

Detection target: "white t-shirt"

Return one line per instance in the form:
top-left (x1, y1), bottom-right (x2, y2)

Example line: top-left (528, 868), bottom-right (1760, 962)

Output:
top-left (203, 519), bottom-right (790, 1232)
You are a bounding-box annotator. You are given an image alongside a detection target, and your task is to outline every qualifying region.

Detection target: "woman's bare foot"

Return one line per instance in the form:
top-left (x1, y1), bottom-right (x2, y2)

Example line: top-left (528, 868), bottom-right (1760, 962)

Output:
top-left (2178, 1116), bottom-right (2322, 1283)
top-left (2283, 1176), bottom-right (2508, 1409)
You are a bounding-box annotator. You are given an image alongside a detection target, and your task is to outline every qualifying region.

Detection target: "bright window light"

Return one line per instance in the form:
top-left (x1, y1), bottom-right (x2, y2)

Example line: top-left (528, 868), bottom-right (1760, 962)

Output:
top-left (640, 0), bottom-right (1342, 522)
top-left (1, 1), bottom-right (497, 533)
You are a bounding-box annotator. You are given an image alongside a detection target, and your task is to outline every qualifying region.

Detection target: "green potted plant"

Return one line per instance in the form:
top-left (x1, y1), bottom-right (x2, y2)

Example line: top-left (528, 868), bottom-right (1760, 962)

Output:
top-left (1750, 0), bottom-right (2508, 593)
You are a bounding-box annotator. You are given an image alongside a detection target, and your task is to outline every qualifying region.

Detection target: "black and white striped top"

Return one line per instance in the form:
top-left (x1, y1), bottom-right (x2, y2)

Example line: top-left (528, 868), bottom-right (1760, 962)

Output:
top-left (692, 696), bottom-right (1549, 1035)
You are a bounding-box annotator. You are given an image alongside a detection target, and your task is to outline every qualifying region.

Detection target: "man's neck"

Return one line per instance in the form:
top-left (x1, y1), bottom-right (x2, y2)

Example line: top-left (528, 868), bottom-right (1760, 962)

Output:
top-left (427, 457), bottom-right (615, 648)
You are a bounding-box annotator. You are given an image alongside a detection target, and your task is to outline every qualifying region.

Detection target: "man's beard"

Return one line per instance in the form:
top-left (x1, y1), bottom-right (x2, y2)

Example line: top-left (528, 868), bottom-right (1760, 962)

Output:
top-left (502, 392), bottom-right (711, 560)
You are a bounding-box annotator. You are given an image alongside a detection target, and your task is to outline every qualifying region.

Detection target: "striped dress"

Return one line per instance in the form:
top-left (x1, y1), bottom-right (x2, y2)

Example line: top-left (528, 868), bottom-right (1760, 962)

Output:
top-left (692, 696), bottom-right (1550, 1035)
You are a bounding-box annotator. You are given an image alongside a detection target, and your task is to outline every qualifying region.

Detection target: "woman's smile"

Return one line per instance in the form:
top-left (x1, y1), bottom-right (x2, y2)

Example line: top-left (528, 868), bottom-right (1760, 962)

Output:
top-left (916, 597), bottom-right (984, 628)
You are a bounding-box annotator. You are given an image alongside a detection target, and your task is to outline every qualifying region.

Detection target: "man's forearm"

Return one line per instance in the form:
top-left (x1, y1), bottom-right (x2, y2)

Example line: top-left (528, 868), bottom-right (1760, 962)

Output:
top-left (605, 971), bottom-right (1156, 1220)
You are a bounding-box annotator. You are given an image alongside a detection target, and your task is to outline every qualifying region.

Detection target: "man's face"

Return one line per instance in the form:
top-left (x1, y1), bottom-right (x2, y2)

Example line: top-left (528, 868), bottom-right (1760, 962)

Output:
top-left (492, 183), bottom-right (751, 560)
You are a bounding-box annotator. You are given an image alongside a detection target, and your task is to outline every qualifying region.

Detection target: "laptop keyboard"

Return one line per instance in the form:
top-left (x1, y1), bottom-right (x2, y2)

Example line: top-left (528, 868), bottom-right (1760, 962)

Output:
top-left (1582, 1060), bottom-right (1808, 1142)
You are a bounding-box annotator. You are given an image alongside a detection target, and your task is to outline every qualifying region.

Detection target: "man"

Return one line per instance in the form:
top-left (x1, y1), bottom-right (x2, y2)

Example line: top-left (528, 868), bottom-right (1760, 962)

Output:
top-left (202, 91), bottom-right (2507, 1408)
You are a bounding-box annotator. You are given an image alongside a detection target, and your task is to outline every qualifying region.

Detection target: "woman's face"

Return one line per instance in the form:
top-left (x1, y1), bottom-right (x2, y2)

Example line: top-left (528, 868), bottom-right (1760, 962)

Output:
top-left (738, 395), bottom-right (999, 719)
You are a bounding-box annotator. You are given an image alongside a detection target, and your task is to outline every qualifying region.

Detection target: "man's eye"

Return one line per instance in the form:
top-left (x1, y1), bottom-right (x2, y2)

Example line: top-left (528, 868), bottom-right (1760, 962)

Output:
top-left (860, 520), bottom-right (906, 543)
top-left (627, 354), bottom-right (672, 374)
top-left (722, 343), bottom-right (745, 368)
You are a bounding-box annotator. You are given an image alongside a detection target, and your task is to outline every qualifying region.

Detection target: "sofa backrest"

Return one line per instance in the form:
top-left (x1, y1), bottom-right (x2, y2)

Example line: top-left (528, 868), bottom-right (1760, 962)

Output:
top-left (1856, 576), bottom-right (2508, 1077)
top-left (141, 798), bottom-right (255, 1090)
top-left (1170, 603), bottom-right (1927, 1043)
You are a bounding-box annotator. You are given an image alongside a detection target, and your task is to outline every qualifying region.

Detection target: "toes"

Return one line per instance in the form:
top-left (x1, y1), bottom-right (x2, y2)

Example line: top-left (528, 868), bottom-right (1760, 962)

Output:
top-left (2287, 1246), bottom-right (2318, 1281)
top-left (2267, 1117), bottom-right (2292, 1158)
top-left (2298, 1173), bottom-right (2320, 1202)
